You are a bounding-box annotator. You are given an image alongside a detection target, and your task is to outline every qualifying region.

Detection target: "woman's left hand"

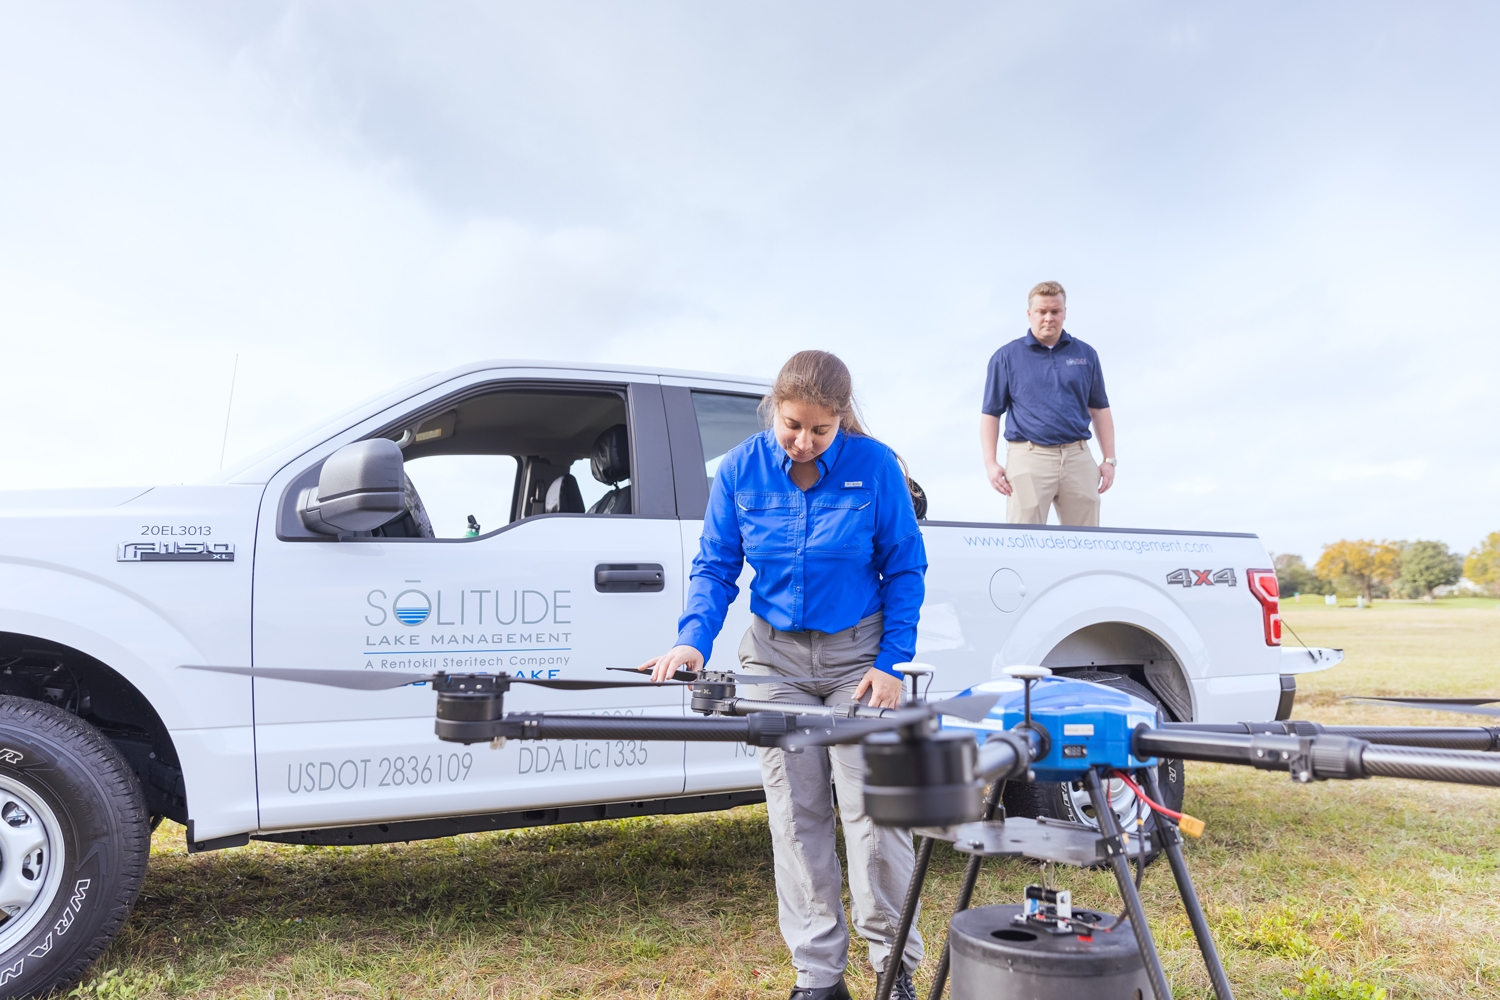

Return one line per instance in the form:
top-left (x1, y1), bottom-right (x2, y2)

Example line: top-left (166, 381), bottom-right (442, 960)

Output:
top-left (855, 668), bottom-right (904, 710)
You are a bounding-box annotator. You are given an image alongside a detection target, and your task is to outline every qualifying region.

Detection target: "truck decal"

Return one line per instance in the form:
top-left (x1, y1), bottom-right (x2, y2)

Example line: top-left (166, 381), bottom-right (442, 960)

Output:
top-left (963, 534), bottom-right (1216, 555)
top-left (117, 542), bottom-right (234, 562)
top-left (1166, 568), bottom-right (1238, 587)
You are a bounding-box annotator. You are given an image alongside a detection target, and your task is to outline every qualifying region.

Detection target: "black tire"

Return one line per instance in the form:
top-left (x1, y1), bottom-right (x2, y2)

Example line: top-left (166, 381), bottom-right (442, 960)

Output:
top-left (1002, 672), bottom-right (1185, 857)
top-left (0, 696), bottom-right (150, 997)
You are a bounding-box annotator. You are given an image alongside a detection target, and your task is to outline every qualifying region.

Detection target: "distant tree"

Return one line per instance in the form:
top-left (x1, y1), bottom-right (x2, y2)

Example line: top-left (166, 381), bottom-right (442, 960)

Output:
top-left (1395, 540), bottom-right (1463, 599)
top-left (1314, 539), bottom-right (1402, 601)
top-left (1274, 553), bottom-right (1329, 596)
top-left (1465, 532), bottom-right (1500, 597)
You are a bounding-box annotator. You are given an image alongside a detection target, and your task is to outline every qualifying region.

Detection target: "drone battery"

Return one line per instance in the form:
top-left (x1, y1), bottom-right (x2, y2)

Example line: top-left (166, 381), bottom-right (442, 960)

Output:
top-left (948, 904), bottom-right (1151, 1000)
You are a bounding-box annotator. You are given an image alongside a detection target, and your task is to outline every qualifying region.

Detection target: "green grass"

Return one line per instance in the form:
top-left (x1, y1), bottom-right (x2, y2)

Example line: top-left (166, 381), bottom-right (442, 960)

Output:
top-left (54, 603), bottom-right (1500, 998)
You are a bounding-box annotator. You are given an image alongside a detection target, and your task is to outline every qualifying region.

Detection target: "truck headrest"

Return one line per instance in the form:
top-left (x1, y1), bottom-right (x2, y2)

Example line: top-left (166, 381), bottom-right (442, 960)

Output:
top-left (591, 424), bottom-right (630, 485)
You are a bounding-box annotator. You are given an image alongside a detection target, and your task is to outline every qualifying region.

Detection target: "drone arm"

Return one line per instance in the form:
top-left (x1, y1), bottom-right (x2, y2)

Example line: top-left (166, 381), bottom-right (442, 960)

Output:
top-left (717, 697), bottom-right (894, 720)
top-left (1359, 743), bottom-right (1500, 786)
top-left (1162, 720), bottom-right (1500, 752)
top-left (975, 730), bottom-right (1037, 783)
top-left (1135, 726), bottom-right (1500, 788)
top-left (1327, 726), bottom-right (1500, 752)
top-left (491, 710), bottom-right (864, 748)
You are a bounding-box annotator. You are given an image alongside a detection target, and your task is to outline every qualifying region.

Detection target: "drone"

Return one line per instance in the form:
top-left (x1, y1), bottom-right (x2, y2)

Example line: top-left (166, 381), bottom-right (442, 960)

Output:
top-left (188, 663), bottom-right (1500, 1000)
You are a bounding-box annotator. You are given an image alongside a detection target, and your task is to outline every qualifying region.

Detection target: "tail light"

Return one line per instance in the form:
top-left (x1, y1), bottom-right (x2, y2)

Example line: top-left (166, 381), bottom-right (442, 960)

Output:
top-left (1247, 569), bottom-right (1282, 646)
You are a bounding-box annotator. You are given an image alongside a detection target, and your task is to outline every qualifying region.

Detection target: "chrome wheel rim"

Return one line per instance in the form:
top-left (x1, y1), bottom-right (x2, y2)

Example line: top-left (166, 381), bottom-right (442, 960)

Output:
top-left (1065, 773), bottom-right (1145, 832)
top-left (0, 775), bottom-right (65, 951)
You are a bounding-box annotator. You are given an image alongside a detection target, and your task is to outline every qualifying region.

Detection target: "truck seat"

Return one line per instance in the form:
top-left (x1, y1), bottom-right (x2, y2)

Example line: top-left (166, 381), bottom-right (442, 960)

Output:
top-left (371, 474), bottom-right (436, 537)
top-left (587, 424), bottom-right (632, 515)
top-left (543, 474), bottom-right (585, 514)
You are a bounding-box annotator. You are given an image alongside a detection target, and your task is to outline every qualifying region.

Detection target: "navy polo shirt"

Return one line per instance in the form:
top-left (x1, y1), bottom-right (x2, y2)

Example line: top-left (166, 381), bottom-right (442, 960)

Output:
top-left (981, 330), bottom-right (1110, 446)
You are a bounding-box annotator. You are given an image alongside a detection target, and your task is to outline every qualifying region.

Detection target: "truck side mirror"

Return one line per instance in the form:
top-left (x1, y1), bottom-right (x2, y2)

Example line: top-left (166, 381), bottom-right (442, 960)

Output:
top-left (298, 439), bottom-right (407, 535)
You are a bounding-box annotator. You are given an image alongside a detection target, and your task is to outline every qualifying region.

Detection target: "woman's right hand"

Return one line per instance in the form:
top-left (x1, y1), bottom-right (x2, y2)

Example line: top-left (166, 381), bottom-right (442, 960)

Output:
top-left (639, 645), bottom-right (705, 683)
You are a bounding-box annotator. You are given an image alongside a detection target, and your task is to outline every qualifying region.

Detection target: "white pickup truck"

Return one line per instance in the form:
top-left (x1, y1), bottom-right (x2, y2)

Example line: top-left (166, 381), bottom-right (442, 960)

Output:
top-left (0, 360), bottom-right (1336, 995)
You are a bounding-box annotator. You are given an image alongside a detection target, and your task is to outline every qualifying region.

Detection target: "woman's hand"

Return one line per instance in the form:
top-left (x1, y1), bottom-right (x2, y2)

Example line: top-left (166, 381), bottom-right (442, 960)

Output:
top-left (855, 668), bottom-right (905, 710)
top-left (639, 645), bottom-right (705, 683)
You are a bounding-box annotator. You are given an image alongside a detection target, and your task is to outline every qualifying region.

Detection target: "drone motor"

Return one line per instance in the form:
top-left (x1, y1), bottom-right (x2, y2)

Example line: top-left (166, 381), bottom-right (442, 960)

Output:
top-left (433, 673), bottom-right (506, 744)
top-left (862, 729), bottom-right (984, 828)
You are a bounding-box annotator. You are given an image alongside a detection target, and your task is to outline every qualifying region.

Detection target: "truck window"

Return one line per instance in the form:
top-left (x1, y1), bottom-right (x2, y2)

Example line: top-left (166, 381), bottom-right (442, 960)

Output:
top-left (384, 388), bottom-right (634, 538)
top-left (690, 391), bottom-right (763, 486)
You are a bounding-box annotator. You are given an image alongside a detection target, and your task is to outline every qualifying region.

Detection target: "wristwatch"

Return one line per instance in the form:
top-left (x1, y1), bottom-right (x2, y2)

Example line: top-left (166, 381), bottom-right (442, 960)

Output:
top-left (1103, 458), bottom-right (1117, 467)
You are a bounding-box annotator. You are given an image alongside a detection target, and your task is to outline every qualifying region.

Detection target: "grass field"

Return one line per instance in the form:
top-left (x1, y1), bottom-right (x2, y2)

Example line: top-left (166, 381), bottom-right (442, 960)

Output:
top-left (57, 602), bottom-right (1500, 999)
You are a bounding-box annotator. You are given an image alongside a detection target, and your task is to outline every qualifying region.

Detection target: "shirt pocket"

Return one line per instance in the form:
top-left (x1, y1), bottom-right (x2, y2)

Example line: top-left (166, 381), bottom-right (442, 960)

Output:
top-left (808, 493), bottom-right (874, 555)
top-left (734, 491), bottom-right (800, 553)
top-left (1058, 357), bottom-right (1094, 396)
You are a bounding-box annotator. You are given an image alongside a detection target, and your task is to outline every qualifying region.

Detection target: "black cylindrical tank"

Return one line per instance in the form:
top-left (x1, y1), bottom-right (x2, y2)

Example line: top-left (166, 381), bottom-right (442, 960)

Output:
top-left (948, 904), bottom-right (1152, 1000)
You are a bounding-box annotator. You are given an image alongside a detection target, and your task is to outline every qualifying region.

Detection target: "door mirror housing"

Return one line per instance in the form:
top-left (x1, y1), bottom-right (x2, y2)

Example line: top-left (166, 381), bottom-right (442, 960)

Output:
top-left (298, 439), bottom-right (407, 535)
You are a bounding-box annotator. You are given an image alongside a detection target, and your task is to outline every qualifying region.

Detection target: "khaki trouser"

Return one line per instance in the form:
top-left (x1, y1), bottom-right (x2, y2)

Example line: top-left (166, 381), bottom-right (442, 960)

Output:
top-left (1005, 440), bottom-right (1101, 526)
top-left (738, 612), bottom-right (924, 989)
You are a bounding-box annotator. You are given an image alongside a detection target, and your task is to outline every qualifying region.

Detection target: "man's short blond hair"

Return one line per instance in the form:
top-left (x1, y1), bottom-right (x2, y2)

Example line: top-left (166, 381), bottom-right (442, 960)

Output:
top-left (1028, 281), bottom-right (1066, 306)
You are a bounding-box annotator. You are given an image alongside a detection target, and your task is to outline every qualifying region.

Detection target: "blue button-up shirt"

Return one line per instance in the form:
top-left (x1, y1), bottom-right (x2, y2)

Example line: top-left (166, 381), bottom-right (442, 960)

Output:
top-left (981, 330), bottom-right (1110, 446)
top-left (676, 429), bottom-right (927, 676)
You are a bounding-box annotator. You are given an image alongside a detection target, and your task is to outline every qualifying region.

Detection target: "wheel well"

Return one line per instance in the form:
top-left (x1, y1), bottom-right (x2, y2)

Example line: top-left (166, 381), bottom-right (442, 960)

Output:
top-left (1038, 622), bottom-right (1195, 722)
top-left (0, 632), bottom-right (186, 823)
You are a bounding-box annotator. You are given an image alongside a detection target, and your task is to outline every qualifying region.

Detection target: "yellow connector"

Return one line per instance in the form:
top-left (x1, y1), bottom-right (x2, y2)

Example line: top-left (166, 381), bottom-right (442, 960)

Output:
top-left (1177, 813), bottom-right (1206, 838)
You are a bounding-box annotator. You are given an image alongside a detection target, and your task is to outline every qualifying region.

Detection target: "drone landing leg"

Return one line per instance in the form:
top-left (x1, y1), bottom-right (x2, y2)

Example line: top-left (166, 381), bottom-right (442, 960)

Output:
top-left (926, 780), bottom-right (1005, 1000)
top-left (1142, 768), bottom-right (1234, 1000)
top-left (874, 834), bottom-right (934, 1000)
top-left (1084, 768), bottom-right (1172, 1000)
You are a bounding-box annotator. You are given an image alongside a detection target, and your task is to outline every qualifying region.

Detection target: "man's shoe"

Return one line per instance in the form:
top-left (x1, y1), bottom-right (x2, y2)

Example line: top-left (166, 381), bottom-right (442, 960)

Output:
top-left (888, 965), bottom-right (917, 1000)
top-left (789, 979), bottom-right (852, 1000)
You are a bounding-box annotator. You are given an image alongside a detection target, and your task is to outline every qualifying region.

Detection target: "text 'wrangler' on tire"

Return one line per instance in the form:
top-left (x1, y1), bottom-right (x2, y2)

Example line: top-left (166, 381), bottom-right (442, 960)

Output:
top-left (0, 698), bottom-right (149, 998)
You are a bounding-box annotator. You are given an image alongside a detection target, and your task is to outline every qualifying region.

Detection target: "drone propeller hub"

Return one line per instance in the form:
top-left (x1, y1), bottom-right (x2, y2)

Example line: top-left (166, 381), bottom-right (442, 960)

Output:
top-left (689, 673), bottom-right (739, 714)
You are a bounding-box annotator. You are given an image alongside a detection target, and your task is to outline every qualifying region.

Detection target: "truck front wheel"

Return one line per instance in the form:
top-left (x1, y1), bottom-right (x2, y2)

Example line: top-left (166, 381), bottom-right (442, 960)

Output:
top-left (0, 697), bottom-right (150, 997)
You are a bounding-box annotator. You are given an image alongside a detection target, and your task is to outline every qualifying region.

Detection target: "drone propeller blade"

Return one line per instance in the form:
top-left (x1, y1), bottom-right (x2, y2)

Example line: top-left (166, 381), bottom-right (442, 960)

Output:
top-left (183, 666), bottom-right (685, 693)
top-left (606, 666), bottom-right (838, 690)
top-left (933, 692), bottom-right (1003, 722)
top-left (606, 666), bottom-right (701, 683)
top-left (513, 678), bottom-right (689, 691)
top-left (1345, 696), bottom-right (1500, 718)
top-left (181, 665), bottom-right (438, 690)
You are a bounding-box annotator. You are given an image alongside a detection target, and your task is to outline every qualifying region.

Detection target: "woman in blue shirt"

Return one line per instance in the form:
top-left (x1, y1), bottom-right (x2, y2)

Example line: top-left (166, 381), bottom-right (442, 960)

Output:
top-left (642, 351), bottom-right (927, 1000)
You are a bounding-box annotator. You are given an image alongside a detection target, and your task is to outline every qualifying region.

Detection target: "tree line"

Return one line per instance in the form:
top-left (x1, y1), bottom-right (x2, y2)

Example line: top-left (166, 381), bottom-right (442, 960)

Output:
top-left (1275, 532), bottom-right (1500, 601)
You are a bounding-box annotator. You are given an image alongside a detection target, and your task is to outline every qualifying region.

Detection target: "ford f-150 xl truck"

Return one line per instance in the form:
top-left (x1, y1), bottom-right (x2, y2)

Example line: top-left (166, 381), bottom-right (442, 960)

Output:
top-left (0, 360), bottom-right (1337, 994)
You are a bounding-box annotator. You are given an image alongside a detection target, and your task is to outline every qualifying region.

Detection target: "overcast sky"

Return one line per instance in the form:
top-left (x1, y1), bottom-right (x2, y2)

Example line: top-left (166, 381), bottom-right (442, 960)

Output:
top-left (2, 1), bottom-right (1496, 561)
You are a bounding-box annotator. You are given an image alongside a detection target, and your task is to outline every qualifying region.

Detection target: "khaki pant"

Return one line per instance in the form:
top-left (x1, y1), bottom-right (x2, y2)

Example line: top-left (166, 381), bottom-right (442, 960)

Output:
top-left (1005, 440), bottom-right (1101, 526)
top-left (738, 613), bottom-right (924, 988)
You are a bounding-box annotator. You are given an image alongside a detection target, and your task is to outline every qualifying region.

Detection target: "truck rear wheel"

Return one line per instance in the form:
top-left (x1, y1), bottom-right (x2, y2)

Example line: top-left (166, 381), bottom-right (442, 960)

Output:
top-left (1003, 672), bottom-right (1185, 857)
top-left (0, 697), bottom-right (149, 997)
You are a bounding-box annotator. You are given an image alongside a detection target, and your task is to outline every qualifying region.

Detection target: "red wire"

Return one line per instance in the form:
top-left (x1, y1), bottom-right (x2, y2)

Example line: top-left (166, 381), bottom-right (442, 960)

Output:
top-left (1110, 770), bottom-right (1186, 821)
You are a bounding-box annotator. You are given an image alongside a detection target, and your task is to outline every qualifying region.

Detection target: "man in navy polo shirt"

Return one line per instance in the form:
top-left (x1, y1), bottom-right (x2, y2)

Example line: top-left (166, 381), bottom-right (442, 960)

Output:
top-left (979, 281), bottom-right (1116, 525)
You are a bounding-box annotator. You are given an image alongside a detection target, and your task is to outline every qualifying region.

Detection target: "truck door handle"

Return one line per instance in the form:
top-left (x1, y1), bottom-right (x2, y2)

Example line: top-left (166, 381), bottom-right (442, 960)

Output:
top-left (594, 564), bottom-right (665, 593)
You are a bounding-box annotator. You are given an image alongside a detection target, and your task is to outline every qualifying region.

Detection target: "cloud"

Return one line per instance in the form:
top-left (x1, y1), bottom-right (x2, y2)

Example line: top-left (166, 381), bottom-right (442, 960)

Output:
top-left (0, 1), bottom-right (1496, 558)
top-left (1328, 461), bottom-right (1426, 483)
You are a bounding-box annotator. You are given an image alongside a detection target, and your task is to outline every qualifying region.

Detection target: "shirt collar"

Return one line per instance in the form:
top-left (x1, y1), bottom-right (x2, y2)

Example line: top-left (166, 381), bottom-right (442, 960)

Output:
top-left (1024, 329), bottom-right (1073, 350)
top-left (776, 427), bottom-right (845, 479)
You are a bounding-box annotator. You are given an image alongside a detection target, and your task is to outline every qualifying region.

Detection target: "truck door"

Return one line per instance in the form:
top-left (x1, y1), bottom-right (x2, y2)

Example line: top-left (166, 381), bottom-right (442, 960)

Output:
top-left (251, 375), bottom-right (686, 833)
top-left (660, 383), bottom-right (770, 794)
